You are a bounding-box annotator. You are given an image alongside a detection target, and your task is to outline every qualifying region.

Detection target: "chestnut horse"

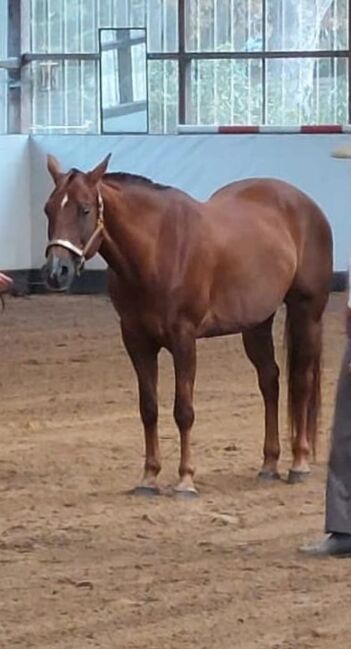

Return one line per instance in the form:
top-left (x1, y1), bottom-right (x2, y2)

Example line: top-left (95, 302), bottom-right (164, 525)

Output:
top-left (43, 154), bottom-right (332, 496)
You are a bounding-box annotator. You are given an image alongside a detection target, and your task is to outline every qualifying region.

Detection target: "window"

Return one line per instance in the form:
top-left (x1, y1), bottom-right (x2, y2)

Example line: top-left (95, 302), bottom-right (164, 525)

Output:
top-left (0, 0), bottom-right (8, 133)
top-left (27, 0), bottom-right (179, 133)
top-left (185, 0), bottom-right (349, 126)
top-left (99, 28), bottom-right (148, 133)
top-left (1, 0), bottom-right (350, 133)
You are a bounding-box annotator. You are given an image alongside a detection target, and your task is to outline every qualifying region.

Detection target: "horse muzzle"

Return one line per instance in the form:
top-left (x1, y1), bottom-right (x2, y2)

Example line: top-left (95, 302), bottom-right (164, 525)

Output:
top-left (42, 250), bottom-right (77, 292)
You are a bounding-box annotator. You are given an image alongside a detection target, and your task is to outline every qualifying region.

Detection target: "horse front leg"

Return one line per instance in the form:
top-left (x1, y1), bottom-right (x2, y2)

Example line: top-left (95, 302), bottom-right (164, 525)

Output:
top-left (171, 327), bottom-right (198, 497)
top-left (122, 326), bottom-right (161, 495)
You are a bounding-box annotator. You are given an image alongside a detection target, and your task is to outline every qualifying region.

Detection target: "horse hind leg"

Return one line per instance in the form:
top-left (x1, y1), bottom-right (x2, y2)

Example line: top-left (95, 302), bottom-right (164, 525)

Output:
top-left (242, 315), bottom-right (281, 480)
top-left (285, 295), bottom-right (323, 483)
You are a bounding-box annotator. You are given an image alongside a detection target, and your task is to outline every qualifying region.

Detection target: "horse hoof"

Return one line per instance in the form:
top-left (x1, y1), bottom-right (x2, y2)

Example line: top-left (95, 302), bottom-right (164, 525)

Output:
top-left (288, 470), bottom-right (310, 485)
top-left (174, 488), bottom-right (199, 500)
top-left (130, 485), bottom-right (160, 497)
top-left (258, 469), bottom-right (281, 481)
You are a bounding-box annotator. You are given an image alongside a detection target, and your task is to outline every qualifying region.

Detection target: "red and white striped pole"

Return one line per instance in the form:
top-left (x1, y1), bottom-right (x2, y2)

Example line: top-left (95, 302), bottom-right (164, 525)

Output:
top-left (177, 124), bottom-right (351, 135)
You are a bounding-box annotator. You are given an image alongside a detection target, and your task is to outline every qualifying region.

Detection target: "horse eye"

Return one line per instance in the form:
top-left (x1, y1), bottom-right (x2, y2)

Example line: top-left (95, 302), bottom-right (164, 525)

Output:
top-left (80, 206), bottom-right (90, 216)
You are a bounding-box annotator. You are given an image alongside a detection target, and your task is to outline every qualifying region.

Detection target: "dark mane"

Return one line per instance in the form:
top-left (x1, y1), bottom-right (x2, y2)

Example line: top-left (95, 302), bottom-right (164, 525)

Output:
top-left (65, 168), bottom-right (170, 191)
top-left (66, 168), bottom-right (81, 184)
top-left (104, 172), bottom-right (170, 191)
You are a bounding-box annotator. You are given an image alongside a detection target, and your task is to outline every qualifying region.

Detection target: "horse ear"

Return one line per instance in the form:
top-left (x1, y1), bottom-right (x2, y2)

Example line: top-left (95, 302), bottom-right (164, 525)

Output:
top-left (88, 154), bottom-right (112, 185)
top-left (47, 154), bottom-right (63, 185)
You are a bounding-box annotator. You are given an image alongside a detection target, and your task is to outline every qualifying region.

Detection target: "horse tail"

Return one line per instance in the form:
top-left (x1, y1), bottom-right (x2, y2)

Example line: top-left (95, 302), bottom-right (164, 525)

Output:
top-left (309, 352), bottom-right (322, 459)
top-left (284, 306), bottom-right (322, 459)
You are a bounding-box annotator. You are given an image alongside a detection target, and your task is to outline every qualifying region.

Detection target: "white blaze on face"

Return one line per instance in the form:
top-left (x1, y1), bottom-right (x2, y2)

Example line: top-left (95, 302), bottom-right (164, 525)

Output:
top-left (61, 193), bottom-right (69, 208)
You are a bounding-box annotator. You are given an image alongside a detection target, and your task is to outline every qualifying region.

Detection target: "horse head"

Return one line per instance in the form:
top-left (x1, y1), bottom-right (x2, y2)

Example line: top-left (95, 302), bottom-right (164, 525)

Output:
top-left (42, 153), bottom-right (112, 291)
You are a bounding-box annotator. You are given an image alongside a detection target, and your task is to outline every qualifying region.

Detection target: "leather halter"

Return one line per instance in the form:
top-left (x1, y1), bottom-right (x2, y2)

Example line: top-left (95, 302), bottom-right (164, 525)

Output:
top-left (45, 191), bottom-right (104, 273)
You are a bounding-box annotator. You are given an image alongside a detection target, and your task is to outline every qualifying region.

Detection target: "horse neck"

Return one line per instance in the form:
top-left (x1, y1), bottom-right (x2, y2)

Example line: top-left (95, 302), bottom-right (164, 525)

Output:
top-left (99, 182), bottom-right (163, 283)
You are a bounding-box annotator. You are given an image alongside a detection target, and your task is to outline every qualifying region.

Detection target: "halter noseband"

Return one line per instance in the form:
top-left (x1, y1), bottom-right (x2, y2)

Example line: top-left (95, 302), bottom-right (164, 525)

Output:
top-left (45, 191), bottom-right (105, 273)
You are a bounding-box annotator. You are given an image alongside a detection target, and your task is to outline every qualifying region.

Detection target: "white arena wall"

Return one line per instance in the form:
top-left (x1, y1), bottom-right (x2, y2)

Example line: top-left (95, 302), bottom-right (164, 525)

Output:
top-left (0, 136), bottom-right (31, 270)
top-left (1, 133), bottom-right (351, 289)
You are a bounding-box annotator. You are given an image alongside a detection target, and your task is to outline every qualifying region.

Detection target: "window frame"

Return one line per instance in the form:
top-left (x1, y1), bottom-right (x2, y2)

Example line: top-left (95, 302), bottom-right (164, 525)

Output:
top-left (98, 27), bottom-right (149, 135)
top-left (1, 0), bottom-right (351, 132)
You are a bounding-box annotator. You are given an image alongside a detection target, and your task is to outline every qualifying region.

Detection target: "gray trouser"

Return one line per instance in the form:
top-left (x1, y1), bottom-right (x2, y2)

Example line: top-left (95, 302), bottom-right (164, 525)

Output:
top-left (325, 339), bottom-right (351, 534)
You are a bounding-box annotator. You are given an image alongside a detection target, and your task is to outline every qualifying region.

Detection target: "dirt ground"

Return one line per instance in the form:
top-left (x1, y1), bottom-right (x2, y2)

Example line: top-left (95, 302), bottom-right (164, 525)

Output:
top-left (0, 293), bottom-right (350, 649)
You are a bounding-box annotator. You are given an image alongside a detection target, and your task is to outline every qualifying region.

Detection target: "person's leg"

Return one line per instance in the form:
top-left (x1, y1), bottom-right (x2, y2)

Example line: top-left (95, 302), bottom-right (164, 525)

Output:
top-left (301, 340), bottom-right (351, 556)
top-left (325, 339), bottom-right (351, 534)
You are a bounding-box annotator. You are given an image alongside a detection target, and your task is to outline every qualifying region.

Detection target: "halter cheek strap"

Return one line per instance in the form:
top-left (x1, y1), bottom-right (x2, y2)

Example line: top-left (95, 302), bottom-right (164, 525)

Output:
top-left (45, 191), bottom-right (105, 273)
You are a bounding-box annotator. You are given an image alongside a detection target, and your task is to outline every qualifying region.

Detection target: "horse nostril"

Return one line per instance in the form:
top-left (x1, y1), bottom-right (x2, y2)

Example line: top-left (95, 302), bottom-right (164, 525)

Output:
top-left (48, 271), bottom-right (60, 289)
top-left (60, 265), bottom-right (69, 277)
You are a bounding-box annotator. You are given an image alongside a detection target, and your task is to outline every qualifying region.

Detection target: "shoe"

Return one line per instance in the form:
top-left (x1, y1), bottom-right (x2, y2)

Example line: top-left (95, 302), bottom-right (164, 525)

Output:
top-left (299, 533), bottom-right (351, 557)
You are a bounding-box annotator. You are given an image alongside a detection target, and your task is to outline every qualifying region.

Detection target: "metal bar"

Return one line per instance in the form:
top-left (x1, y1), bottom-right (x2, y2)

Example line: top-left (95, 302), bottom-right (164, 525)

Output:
top-left (262, 0), bottom-right (266, 124)
top-left (103, 99), bottom-right (147, 118)
top-left (7, 4), bottom-right (20, 62)
top-left (145, 31), bottom-right (150, 134)
top-left (20, 0), bottom-right (30, 52)
top-left (333, 57), bottom-right (337, 124)
top-left (161, 0), bottom-right (165, 52)
top-left (47, 0), bottom-right (53, 128)
top-left (316, 58), bottom-right (320, 123)
top-left (63, 0), bottom-right (68, 129)
top-left (229, 0), bottom-right (234, 123)
top-left (298, 50), bottom-right (302, 123)
top-left (28, 122), bottom-right (92, 132)
top-left (214, 0), bottom-right (217, 122)
top-left (22, 52), bottom-right (100, 63)
top-left (163, 58), bottom-right (168, 131)
top-left (7, 0), bottom-right (21, 132)
top-left (21, 0), bottom-right (32, 134)
top-left (0, 57), bottom-right (20, 69)
top-left (348, 0), bottom-right (351, 122)
top-left (147, 49), bottom-right (350, 61)
top-left (117, 41), bottom-right (134, 104)
top-left (2, 1), bottom-right (10, 132)
top-left (148, 52), bottom-right (181, 60)
top-left (281, 0), bottom-right (286, 121)
top-left (178, 0), bottom-right (186, 124)
top-left (98, 27), bottom-right (103, 134)
top-left (22, 50), bottom-right (350, 63)
top-left (100, 33), bottom-right (146, 51)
